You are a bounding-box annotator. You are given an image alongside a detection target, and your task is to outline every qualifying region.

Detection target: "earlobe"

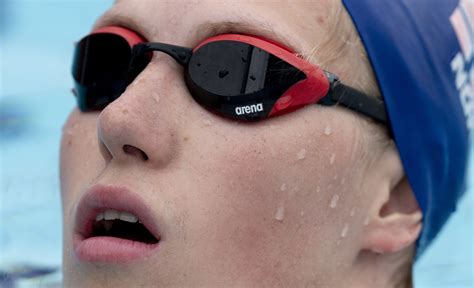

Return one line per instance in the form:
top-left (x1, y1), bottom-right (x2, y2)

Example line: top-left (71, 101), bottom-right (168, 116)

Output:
top-left (361, 146), bottom-right (423, 254)
top-left (363, 204), bottom-right (422, 254)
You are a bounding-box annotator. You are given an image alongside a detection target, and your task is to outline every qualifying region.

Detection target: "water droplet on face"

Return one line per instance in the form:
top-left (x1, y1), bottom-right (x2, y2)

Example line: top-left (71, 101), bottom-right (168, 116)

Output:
top-left (218, 70), bottom-right (229, 78)
top-left (131, 78), bottom-right (142, 87)
top-left (330, 153), bottom-right (336, 165)
top-left (292, 185), bottom-right (300, 193)
top-left (363, 217), bottom-right (370, 226)
top-left (324, 125), bottom-right (332, 135)
top-left (62, 123), bottom-right (78, 136)
top-left (300, 211), bottom-right (305, 217)
top-left (341, 223), bottom-right (349, 238)
top-left (340, 177), bottom-right (346, 185)
top-left (289, 185), bottom-right (299, 197)
top-left (330, 194), bottom-right (339, 208)
top-left (296, 148), bottom-right (306, 160)
top-left (316, 186), bottom-right (321, 193)
top-left (350, 207), bottom-right (356, 217)
top-left (275, 206), bottom-right (285, 221)
top-left (280, 183), bottom-right (287, 191)
top-left (63, 129), bottom-right (74, 136)
top-left (152, 92), bottom-right (160, 104)
top-left (373, 249), bottom-right (384, 255)
top-left (202, 119), bottom-right (212, 126)
top-left (333, 174), bottom-right (338, 180)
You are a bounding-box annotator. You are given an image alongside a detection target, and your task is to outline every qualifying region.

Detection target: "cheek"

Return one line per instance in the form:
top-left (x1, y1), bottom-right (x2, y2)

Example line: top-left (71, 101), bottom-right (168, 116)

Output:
top-left (182, 108), bottom-right (365, 276)
top-left (60, 109), bottom-right (104, 216)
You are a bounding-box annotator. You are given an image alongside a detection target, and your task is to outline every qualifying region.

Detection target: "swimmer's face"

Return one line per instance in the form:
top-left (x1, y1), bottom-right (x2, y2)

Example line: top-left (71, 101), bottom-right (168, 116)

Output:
top-left (60, 1), bottom-right (421, 287)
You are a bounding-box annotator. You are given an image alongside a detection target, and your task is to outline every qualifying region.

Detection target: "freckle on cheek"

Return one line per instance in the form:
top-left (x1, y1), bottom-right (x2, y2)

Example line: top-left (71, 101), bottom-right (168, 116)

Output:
top-left (317, 15), bottom-right (325, 24)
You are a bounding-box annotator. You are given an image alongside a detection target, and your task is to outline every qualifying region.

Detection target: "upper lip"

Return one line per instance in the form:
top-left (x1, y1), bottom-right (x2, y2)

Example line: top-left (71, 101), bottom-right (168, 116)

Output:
top-left (74, 184), bottom-right (161, 242)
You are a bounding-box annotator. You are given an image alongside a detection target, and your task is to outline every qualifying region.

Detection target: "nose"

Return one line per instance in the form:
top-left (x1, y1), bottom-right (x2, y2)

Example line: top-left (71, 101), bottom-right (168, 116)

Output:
top-left (97, 59), bottom-right (181, 168)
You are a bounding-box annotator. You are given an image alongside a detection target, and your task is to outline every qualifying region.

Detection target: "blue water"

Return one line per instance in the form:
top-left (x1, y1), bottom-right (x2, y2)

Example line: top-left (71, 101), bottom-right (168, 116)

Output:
top-left (0, 1), bottom-right (472, 287)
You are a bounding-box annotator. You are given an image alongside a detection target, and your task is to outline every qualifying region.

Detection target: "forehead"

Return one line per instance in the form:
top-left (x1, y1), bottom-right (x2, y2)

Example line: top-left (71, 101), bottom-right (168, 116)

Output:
top-left (94, 0), bottom-right (337, 56)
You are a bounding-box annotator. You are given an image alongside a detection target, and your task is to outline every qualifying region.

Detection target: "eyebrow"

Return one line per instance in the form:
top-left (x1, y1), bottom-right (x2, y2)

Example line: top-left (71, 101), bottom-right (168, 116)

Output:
top-left (95, 14), bottom-right (302, 55)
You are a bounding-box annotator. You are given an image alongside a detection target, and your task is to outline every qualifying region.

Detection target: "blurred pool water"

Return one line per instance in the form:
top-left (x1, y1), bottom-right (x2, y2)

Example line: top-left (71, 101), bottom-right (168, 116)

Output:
top-left (0, 1), bottom-right (472, 287)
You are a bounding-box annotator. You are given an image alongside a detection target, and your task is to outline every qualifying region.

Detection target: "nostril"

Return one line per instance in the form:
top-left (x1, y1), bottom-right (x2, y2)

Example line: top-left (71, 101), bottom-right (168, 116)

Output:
top-left (123, 144), bottom-right (149, 161)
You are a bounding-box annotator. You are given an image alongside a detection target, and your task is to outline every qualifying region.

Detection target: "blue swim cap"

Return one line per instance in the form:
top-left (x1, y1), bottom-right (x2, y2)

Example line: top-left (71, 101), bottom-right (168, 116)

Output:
top-left (342, 0), bottom-right (473, 257)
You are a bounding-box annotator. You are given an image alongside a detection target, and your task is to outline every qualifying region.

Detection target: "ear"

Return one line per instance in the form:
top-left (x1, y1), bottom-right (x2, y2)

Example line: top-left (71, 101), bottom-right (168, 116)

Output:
top-left (361, 143), bottom-right (423, 254)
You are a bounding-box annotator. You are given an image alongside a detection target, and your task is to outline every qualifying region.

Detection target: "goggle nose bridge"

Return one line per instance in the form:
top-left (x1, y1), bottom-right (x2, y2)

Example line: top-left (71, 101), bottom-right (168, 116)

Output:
top-left (131, 43), bottom-right (193, 68)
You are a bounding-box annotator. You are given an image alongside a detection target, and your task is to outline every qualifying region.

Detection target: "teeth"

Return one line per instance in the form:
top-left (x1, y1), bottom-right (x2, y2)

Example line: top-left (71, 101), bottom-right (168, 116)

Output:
top-left (95, 212), bottom-right (104, 221)
top-left (96, 209), bottom-right (139, 223)
top-left (119, 211), bottom-right (138, 223)
top-left (104, 210), bottom-right (120, 220)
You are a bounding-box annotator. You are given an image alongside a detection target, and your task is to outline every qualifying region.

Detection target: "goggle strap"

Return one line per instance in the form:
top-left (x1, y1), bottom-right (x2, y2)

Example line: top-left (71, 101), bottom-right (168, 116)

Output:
top-left (132, 43), bottom-right (193, 66)
top-left (321, 81), bottom-right (388, 124)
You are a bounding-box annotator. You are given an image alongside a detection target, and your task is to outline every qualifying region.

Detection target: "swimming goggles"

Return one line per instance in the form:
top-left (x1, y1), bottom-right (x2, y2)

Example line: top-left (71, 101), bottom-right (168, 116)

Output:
top-left (72, 26), bottom-right (387, 123)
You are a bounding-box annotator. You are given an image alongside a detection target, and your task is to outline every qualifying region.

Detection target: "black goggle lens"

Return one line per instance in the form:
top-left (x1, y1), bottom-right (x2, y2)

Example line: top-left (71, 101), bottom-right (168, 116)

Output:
top-left (186, 40), bottom-right (306, 120)
top-left (72, 33), bottom-right (135, 111)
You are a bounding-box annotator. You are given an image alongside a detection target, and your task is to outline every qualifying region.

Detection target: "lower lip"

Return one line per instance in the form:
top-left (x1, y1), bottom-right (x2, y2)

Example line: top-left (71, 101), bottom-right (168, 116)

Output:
top-left (74, 234), bottom-right (159, 262)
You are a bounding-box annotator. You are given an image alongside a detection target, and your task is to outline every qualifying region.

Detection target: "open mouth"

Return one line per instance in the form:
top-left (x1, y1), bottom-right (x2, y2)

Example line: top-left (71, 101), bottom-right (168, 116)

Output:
top-left (74, 185), bottom-right (162, 262)
top-left (91, 209), bottom-right (159, 244)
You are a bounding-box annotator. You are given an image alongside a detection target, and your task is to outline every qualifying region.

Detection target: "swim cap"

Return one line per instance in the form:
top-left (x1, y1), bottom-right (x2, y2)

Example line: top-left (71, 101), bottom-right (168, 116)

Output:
top-left (342, 0), bottom-right (473, 257)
